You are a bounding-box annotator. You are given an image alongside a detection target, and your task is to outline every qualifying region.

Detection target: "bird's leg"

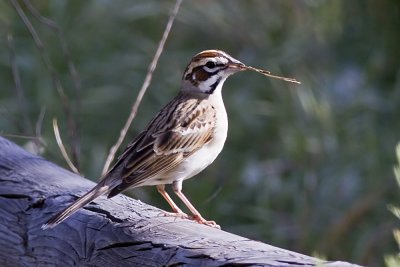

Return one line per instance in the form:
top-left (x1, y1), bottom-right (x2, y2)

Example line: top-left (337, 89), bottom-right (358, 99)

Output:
top-left (156, 184), bottom-right (188, 219)
top-left (172, 181), bottom-right (220, 229)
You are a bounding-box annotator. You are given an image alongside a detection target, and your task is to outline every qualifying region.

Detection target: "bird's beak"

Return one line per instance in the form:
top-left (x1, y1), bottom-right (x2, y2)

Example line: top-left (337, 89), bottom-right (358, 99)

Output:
top-left (228, 62), bottom-right (247, 72)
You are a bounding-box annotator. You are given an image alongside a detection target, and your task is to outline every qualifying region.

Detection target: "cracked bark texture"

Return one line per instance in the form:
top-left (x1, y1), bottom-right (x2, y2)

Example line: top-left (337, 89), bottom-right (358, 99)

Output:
top-left (0, 137), bottom-right (362, 267)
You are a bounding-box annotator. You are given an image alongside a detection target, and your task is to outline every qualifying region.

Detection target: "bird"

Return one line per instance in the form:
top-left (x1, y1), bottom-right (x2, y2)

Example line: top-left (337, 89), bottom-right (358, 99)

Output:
top-left (42, 49), bottom-right (299, 230)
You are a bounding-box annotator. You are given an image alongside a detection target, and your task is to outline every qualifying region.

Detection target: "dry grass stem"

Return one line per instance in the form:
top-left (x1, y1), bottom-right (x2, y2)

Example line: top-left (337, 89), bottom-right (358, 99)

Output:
top-left (10, 0), bottom-right (81, 167)
top-left (102, 0), bottom-right (183, 175)
top-left (52, 118), bottom-right (80, 175)
top-left (245, 65), bottom-right (301, 84)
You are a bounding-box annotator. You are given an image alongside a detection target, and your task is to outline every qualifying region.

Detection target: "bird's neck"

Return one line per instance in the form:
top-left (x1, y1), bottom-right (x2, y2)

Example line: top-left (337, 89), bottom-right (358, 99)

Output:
top-left (181, 76), bottom-right (227, 97)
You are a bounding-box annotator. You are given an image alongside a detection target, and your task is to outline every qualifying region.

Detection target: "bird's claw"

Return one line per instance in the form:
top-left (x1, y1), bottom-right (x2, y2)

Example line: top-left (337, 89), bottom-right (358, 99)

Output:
top-left (190, 214), bottom-right (221, 229)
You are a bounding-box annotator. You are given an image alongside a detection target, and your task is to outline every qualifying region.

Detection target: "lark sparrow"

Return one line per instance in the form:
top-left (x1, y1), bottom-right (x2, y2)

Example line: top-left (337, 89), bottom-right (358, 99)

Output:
top-left (42, 50), bottom-right (298, 229)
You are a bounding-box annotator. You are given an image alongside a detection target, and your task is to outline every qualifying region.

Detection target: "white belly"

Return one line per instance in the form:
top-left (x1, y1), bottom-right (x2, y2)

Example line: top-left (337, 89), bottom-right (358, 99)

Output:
top-left (171, 104), bottom-right (228, 180)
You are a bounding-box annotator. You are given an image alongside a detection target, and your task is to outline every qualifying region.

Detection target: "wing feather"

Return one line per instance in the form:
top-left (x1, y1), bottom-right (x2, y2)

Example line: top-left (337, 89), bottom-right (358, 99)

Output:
top-left (106, 94), bottom-right (216, 198)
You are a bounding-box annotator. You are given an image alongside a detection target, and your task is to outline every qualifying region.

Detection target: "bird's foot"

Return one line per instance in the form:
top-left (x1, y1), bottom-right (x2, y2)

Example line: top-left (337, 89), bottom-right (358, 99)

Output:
top-left (190, 214), bottom-right (221, 229)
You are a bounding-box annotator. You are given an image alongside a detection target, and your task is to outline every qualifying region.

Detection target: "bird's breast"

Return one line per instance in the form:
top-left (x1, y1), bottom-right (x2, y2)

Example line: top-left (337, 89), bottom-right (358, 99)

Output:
top-left (172, 98), bottom-right (228, 182)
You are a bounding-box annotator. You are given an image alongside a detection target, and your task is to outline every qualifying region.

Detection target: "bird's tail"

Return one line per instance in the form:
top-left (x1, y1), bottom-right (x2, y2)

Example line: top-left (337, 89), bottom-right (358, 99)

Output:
top-left (41, 183), bottom-right (110, 230)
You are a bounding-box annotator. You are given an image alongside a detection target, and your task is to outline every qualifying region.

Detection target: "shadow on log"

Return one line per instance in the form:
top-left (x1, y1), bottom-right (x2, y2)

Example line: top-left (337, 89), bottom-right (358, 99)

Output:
top-left (0, 136), bottom-right (361, 267)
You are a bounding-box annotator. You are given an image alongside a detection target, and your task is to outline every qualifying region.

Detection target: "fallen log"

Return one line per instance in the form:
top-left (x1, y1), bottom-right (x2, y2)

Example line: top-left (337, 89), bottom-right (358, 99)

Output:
top-left (0, 136), bottom-right (361, 266)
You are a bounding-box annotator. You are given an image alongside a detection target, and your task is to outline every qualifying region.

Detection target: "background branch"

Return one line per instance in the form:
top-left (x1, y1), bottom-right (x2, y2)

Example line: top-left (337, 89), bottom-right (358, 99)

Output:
top-left (102, 0), bottom-right (183, 175)
top-left (9, 0), bottom-right (81, 168)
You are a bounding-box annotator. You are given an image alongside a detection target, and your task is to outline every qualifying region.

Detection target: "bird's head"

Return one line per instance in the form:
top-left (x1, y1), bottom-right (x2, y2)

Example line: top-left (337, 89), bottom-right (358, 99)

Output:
top-left (181, 50), bottom-right (245, 95)
top-left (181, 49), bottom-right (300, 95)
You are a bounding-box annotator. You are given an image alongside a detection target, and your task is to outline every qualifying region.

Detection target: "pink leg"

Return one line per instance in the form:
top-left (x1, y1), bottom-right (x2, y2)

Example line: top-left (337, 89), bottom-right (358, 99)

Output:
top-left (156, 184), bottom-right (187, 218)
top-left (172, 181), bottom-right (220, 229)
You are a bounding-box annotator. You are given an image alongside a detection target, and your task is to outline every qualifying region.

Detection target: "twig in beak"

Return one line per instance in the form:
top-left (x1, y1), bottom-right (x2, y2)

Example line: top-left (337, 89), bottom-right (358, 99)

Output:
top-left (244, 65), bottom-right (301, 84)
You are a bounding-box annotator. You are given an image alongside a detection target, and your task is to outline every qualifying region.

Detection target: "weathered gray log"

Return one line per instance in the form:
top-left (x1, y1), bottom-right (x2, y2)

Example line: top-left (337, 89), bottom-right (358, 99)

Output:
top-left (0, 136), bottom-right (361, 267)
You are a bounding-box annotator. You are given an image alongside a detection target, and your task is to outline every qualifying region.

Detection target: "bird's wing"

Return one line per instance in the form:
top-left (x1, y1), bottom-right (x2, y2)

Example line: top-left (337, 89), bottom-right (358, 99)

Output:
top-left (106, 95), bottom-right (216, 197)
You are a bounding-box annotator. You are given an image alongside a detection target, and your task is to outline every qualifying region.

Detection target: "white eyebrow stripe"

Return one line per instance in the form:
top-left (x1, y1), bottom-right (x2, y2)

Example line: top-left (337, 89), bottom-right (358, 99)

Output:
top-left (185, 57), bottom-right (230, 77)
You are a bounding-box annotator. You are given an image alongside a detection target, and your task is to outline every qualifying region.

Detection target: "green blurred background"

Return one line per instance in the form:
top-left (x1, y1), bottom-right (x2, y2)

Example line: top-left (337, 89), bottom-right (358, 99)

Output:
top-left (1, 1), bottom-right (399, 266)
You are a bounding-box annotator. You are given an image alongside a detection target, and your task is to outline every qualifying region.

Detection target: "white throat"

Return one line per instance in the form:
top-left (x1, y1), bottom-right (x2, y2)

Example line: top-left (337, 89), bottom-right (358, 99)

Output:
top-left (181, 75), bottom-right (229, 96)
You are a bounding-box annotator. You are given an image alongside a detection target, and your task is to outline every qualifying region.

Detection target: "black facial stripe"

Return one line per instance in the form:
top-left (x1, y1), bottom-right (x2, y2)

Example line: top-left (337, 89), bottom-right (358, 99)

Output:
top-left (205, 77), bottom-right (222, 94)
top-left (204, 63), bottom-right (228, 73)
top-left (185, 66), bottom-right (218, 82)
top-left (184, 63), bottom-right (229, 83)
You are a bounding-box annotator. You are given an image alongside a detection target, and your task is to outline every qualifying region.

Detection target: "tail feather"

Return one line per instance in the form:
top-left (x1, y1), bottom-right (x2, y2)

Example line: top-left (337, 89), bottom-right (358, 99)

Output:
top-left (41, 184), bottom-right (109, 230)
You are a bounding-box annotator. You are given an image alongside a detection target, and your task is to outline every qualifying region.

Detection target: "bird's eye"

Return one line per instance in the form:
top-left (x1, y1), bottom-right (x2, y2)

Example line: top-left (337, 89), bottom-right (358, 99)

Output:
top-left (205, 61), bottom-right (217, 69)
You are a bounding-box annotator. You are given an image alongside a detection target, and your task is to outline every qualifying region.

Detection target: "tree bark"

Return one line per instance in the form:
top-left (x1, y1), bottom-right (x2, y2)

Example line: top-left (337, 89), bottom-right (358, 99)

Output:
top-left (0, 136), bottom-right (361, 267)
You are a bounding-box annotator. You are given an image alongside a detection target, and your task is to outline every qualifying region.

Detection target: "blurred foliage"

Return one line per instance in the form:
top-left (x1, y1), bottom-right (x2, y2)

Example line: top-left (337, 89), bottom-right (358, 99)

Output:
top-left (1, 0), bottom-right (399, 266)
top-left (385, 144), bottom-right (400, 267)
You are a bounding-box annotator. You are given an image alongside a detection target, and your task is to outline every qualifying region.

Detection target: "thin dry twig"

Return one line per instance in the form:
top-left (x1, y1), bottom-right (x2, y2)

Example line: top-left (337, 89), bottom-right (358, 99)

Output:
top-left (22, 0), bottom-right (82, 110)
top-left (244, 65), bottom-right (301, 84)
top-left (10, 0), bottom-right (80, 168)
top-left (23, 0), bottom-right (83, 163)
top-left (102, 0), bottom-right (183, 175)
top-left (52, 118), bottom-right (80, 175)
